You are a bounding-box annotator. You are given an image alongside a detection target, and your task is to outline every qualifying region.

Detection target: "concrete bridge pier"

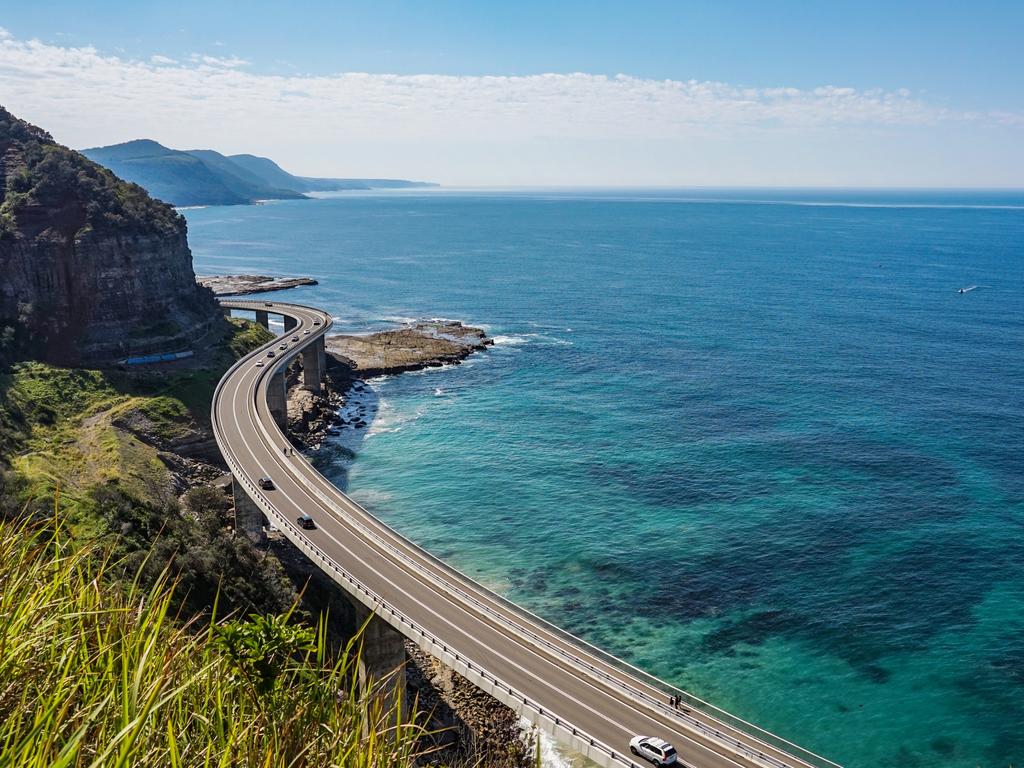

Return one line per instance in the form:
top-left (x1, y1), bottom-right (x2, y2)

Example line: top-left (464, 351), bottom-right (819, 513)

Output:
top-left (232, 477), bottom-right (267, 544)
top-left (284, 315), bottom-right (298, 332)
top-left (352, 601), bottom-right (407, 724)
top-left (266, 369), bottom-right (288, 431)
top-left (255, 309), bottom-right (270, 329)
top-left (301, 336), bottom-right (326, 393)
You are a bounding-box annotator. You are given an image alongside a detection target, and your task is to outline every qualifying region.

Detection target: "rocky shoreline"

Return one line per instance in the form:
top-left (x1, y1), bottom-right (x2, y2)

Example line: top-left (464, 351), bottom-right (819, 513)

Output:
top-left (326, 320), bottom-right (493, 377)
top-left (197, 274), bottom-right (318, 296)
top-left (289, 320), bottom-right (493, 449)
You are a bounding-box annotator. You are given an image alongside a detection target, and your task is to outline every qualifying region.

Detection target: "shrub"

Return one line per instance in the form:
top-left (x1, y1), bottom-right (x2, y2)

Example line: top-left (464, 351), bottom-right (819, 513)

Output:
top-left (0, 512), bottom-right (424, 767)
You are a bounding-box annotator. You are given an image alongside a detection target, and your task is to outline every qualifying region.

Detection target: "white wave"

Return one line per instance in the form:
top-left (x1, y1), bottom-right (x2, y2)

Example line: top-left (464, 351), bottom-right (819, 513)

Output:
top-left (379, 314), bottom-right (420, 325)
top-left (400, 361), bottom-right (463, 376)
top-left (493, 334), bottom-right (532, 346)
top-left (520, 721), bottom-right (577, 768)
top-left (365, 399), bottom-right (428, 437)
top-left (349, 487), bottom-right (393, 507)
top-left (493, 332), bottom-right (574, 347)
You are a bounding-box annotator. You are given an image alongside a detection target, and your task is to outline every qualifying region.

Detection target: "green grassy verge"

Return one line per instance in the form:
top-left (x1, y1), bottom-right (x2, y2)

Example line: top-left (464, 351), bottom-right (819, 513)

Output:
top-left (0, 512), bottom-right (422, 767)
top-left (0, 317), bottom-right (288, 619)
top-left (0, 318), bottom-right (272, 506)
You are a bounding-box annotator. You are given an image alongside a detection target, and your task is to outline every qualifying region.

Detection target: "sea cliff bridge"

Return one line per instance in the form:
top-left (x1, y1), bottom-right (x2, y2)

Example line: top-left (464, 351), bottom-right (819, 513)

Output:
top-left (213, 299), bottom-right (840, 768)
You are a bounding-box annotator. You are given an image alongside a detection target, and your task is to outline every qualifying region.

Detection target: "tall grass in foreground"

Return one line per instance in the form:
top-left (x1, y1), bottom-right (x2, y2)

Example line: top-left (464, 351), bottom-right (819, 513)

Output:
top-left (0, 513), bottom-right (424, 768)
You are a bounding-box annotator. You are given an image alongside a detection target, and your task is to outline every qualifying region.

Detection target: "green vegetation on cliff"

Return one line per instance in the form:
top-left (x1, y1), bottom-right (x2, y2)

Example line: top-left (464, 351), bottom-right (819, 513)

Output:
top-left (0, 513), bottom-right (420, 767)
top-left (0, 317), bottom-right (281, 618)
top-left (0, 108), bottom-right (181, 238)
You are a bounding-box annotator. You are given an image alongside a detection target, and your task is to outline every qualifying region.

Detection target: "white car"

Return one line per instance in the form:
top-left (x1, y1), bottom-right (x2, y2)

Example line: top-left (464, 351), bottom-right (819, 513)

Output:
top-left (629, 736), bottom-right (678, 766)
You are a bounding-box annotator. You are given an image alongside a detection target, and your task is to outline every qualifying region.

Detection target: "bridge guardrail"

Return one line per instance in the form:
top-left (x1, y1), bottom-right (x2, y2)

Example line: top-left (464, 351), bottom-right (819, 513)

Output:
top-left (219, 453), bottom-right (643, 768)
top-left (215, 300), bottom-right (841, 768)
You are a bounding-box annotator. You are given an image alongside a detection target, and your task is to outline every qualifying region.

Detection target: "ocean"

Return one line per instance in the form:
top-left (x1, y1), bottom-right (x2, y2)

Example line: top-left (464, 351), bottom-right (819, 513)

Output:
top-left (184, 188), bottom-right (1024, 768)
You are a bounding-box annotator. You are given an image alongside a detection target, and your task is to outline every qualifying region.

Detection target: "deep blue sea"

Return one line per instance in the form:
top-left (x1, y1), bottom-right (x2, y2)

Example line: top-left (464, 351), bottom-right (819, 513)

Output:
top-left (184, 188), bottom-right (1024, 768)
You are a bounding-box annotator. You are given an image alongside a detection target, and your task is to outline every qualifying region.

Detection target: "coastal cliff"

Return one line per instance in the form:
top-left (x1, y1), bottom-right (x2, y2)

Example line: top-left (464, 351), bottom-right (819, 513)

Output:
top-left (0, 106), bottom-right (220, 365)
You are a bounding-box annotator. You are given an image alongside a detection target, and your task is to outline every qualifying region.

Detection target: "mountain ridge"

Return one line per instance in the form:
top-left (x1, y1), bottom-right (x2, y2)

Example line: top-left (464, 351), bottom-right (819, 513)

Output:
top-left (82, 139), bottom-right (437, 206)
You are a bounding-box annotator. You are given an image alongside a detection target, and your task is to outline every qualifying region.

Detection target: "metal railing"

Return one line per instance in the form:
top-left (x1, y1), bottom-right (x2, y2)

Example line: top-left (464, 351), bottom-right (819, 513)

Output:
top-left (213, 300), bottom-right (841, 768)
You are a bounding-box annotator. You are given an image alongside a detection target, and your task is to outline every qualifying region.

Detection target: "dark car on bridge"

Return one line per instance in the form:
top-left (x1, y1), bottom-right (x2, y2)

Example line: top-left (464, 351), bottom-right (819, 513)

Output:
top-left (297, 513), bottom-right (316, 530)
top-left (258, 476), bottom-right (275, 490)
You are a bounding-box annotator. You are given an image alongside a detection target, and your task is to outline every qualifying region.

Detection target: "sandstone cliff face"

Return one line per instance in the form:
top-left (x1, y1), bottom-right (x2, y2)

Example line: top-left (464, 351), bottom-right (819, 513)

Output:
top-left (0, 106), bottom-right (219, 365)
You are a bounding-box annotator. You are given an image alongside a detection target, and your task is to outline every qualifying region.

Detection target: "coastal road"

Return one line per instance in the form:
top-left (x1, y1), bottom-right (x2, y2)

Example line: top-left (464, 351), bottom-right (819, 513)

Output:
top-left (213, 300), bottom-right (840, 768)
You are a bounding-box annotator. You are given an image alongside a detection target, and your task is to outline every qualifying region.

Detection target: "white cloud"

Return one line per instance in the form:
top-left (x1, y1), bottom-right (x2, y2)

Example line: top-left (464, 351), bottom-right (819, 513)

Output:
top-left (187, 53), bottom-right (249, 68)
top-left (0, 32), bottom-right (1019, 184)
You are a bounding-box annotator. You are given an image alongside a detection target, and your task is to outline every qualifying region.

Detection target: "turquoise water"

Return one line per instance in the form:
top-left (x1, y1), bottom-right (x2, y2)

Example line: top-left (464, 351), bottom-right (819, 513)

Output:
top-left (185, 189), bottom-right (1024, 768)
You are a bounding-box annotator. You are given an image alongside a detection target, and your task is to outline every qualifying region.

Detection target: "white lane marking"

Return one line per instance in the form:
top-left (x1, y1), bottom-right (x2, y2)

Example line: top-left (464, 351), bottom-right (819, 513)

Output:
top-left (230, 392), bottom-right (742, 768)
top-left (222, 347), bottom-right (753, 768)
top-left (236, 318), bottom-right (793, 768)
top-left (217, 303), bottom-right (788, 768)
top-left (276, 445), bottom-right (797, 767)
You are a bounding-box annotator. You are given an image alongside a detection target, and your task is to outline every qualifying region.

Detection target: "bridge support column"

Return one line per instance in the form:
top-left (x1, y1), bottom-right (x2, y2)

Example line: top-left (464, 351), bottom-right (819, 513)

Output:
top-left (232, 477), bottom-right (267, 544)
top-left (284, 314), bottom-right (298, 332)
top-left (222, 305), bottom-right (233, 318)
top-left (353, 602), bottom-right (407, 724)
top-left (255, 310), bottom-right (270, 330)
top-left (301, 336), bottom-right (325, 393)
top-left (267, 369), bottom-right (288, 431)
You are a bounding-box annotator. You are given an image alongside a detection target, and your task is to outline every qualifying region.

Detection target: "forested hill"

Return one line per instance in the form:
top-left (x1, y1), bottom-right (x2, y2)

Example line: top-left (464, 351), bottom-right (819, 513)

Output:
top-left (82, 139), bottom-right (437, 206)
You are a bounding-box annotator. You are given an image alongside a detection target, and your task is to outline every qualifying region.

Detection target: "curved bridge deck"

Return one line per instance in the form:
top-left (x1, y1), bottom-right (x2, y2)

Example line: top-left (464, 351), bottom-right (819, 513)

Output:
top-left (213, 299), bottom-right (839, 768)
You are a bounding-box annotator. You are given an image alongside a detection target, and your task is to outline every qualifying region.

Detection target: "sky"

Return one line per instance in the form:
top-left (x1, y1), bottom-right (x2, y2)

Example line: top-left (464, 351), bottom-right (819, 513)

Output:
top-left (0, 1), bottom-right (1022, 186)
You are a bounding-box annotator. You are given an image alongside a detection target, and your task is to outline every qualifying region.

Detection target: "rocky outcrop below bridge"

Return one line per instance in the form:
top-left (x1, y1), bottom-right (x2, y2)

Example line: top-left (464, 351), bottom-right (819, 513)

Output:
top-left (198, 274), bottom-right (319, 296)
top-left (325, 320), bottom-right (492, 378)
top-left (284, 320), bottom-right (492, 449)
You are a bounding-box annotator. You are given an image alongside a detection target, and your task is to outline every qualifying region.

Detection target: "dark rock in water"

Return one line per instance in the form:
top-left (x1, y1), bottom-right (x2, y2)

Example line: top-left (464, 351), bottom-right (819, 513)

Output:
top-left (0, 107), bottom-right (220, 365)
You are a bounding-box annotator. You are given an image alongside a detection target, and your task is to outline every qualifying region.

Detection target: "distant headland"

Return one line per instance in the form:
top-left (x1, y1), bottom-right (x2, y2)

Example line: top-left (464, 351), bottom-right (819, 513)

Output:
top-left (80, 139), bottom-right (437, 207)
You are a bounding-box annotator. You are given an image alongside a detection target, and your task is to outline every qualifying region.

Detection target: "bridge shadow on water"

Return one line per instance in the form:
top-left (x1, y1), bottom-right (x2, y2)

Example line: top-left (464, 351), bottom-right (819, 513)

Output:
top-left (306, 378), bottom-right (381, 493)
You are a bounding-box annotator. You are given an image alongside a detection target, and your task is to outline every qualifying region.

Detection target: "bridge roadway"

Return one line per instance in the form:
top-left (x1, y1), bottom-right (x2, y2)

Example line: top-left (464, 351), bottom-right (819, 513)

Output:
top-left (213, 300), bottom-right (839, 768)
